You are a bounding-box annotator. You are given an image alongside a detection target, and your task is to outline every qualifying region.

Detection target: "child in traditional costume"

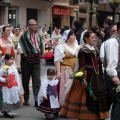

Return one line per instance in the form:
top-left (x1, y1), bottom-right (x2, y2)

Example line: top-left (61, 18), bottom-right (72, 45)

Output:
top-left (0, 54), bottom-right (20, 118)
top-left (37, 68), bottom-right (60, 119)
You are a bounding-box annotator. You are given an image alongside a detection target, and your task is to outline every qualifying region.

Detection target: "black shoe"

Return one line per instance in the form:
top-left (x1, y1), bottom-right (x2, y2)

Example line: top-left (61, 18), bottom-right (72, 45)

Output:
top-left (34, 102), bottom-right (38, 107)
top-left (54, 112), bottom-right (59, 117)
top-left (45, 113), bottom-right (51, 119)
top-left (23, 101), bottom-right (30, 106)
top-left (2, 112), bottom-right (14, 119)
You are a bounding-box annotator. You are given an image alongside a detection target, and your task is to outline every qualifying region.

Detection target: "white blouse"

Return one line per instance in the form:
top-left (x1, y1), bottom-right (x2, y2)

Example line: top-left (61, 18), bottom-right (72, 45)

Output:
top-left (85, 44), bottom-right (95, 50)
top-left (54, 43), bottom-right (80, 62)
top-left (105, 38), bottom-right (118, 77)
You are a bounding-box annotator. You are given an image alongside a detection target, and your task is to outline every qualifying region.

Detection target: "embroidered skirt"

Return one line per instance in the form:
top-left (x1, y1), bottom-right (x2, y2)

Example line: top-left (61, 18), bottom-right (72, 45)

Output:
top-left (37, 95), bottom-right (60, 114)
top-left (61, 68), bottom-right (110, 120)
top-left (0, 87), bottom-right (20, 112)
top-left (58, 68), bottom-right (73, 106)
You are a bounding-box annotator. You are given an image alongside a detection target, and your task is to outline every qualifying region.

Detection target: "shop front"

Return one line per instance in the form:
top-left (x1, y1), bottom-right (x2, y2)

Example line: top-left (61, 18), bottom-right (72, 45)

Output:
top-left (52, 7), bottom-right (71, 29)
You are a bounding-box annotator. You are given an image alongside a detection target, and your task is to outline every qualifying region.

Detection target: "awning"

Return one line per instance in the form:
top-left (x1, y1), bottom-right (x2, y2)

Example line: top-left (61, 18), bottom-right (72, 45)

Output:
top-left (52, 7), bottom-right (71, 16)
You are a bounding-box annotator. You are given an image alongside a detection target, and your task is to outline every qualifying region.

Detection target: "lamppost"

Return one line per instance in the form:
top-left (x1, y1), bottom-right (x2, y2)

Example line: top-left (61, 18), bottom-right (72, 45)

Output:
top-left (109, 1), bottom-right (119, 24)
top-left (89, 0), bottom-right (93, 28)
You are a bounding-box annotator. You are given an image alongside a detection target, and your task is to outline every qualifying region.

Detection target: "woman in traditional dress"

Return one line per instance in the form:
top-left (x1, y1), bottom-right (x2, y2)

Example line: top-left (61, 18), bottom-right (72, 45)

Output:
top-left (61, 31), bottom-right (110, 120)
top-left (51, 27), bottom-right (61, 47)
top-left (54, 29), bottom-right (80, 106)
top-left (0, 26), bottom-right (24, 105)
top-left (13, 28), bottom-right (24, 104)
top-left (0, 26), bottom-right (15, 59)
top-left (13, 28), bottom-right (22, 72)
top-left (39, 27), bottom-right (49, 51)
top-left (0, 54), bottom-right (20, 118)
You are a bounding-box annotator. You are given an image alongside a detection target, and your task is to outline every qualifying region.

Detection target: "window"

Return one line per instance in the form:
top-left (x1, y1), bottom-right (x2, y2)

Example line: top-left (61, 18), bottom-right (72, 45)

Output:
top-left (8, 7), bottom-right (18, 27)
top-left (27, 8), bottom-right (37, 24)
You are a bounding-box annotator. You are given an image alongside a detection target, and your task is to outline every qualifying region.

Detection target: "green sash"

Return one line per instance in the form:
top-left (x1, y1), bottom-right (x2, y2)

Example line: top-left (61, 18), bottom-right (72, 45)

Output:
top-left (19, 30), bottom-right (44, 56)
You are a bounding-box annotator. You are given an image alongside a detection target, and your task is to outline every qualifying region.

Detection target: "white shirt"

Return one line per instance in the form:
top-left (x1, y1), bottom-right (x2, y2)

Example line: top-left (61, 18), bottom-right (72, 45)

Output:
top-left (100, 41), bottom-right (105, 63)
top-left (105, 38), bottom-right (118, 77)
top-left (17, 43), bottom-right (23, 53)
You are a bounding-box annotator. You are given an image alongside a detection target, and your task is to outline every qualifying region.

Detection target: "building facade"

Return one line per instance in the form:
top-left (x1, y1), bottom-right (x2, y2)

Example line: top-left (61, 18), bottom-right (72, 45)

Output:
top-left (52, 0), bottom-right (98, 29)
top-left (52, 0), bottom-right (79, 29)
top-left (0, 0), bottom-right (51, 30)
top-left (97, 0), bottom-right (120, 27)
top-left (0, 0), bottom-right (119, 31)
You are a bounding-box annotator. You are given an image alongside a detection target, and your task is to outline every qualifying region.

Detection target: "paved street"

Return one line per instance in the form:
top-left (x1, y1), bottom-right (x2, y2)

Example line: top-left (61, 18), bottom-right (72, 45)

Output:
top-left (0, 59), bottom-right (110, 120)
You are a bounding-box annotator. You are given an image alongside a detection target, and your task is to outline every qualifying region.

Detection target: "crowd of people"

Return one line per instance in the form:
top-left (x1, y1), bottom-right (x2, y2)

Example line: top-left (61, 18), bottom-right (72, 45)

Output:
top-left (0, 18), bottom-right (120, 120)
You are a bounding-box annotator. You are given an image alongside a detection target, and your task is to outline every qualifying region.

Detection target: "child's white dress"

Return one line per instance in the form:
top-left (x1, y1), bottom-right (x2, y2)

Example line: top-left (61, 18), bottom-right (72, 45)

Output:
top-left (0, 64), bottom-right (20, 112)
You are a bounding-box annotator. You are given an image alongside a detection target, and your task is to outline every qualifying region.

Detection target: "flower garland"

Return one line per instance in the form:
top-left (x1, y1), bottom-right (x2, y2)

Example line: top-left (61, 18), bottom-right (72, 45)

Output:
top-left (70, 68), bottom-right (97, 101)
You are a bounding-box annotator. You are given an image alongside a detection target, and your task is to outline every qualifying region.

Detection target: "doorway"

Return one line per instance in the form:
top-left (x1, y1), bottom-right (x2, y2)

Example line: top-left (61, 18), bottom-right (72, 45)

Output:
top-left (53, 16), bottom-right (61, 30)
top-left (8, 7), bottom-right (18, 27)
top-left (27, 8), bottom-right (37, 24)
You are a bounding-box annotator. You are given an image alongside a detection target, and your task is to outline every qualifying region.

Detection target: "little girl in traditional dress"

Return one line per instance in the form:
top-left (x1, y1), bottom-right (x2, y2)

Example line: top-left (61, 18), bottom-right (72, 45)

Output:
top-left (37, 68), bottom-right (60, 119)
top-left (0, 54), bottom-right (20, 118)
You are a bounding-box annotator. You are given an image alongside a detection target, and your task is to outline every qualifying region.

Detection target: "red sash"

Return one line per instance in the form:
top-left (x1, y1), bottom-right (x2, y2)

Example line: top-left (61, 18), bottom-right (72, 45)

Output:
top-left (0, 74), bottom-right (18, 88)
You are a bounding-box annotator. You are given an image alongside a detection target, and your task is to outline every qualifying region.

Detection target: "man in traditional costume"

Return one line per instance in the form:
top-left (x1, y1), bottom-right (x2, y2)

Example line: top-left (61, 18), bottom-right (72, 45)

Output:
top-left (17, 19), bottom-right (44, 107)
top-left (105, 21), bottom-right (120, 120)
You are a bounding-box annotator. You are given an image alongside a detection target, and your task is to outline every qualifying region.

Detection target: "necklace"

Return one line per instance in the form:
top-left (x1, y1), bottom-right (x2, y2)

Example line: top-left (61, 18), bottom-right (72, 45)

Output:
top-left (92, 57), bottom-right (99, 74)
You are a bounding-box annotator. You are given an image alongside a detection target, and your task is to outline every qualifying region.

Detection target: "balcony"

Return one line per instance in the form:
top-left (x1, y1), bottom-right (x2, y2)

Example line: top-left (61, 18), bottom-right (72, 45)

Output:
top-left (70, 0), bottom-right (79, 5)
top-left (53, 0), bottom-right (69, 6)
top-left (0, 0), bottom-right (11, 7)
top-left (79, 0), bottom-right (98, 8)
top-left (52, 0), bottom-right (80, 9)
top-left (38, 0), bottom-right (51, 2)
top-left (99, 0), bottom-right (109, 3)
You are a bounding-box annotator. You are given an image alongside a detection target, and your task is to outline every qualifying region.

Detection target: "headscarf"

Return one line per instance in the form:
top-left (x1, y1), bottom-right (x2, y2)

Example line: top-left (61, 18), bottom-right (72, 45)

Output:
top-left (60, 30), bottom-right (78, 44)
top-left (39, 27), bottom-right (47, 37)
top-left (1, 55), bottom-right (5, 66)
top-left (60, 30), bottom-right (70, 43)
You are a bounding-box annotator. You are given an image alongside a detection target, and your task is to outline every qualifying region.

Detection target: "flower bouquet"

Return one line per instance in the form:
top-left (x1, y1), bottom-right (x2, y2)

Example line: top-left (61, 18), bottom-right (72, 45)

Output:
top-left (0, 50), bottom-right (2, 54)
top-left (13, 41), bottom-right (18, 49)
top-left (112, 82), bottom-right (120, 93)
top-left (3, 65), bottom-right (10, 71)
top-left (70, 68), bottom-right (97, 101)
